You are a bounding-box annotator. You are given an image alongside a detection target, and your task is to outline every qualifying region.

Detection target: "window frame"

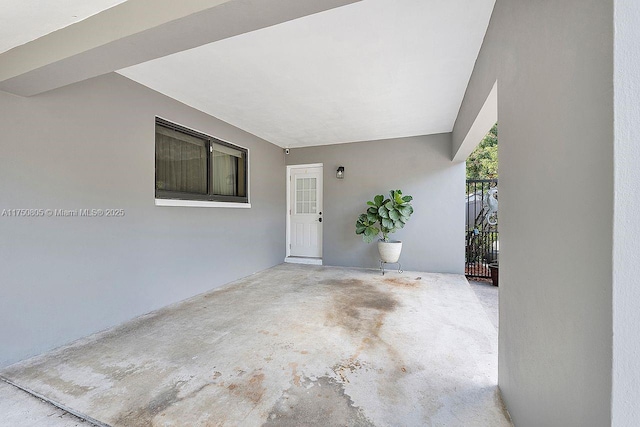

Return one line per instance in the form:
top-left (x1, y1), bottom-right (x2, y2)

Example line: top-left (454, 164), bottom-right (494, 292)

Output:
top-left (154, 117), bottom-right (250, 206)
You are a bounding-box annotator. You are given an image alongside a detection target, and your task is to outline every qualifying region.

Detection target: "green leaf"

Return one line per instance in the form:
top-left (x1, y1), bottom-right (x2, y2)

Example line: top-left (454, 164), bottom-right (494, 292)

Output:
top-left (381, 217), bottom-right (394, 229)
top-left (399, 205), bottom-right (413, 217)
top-left (367, 201), bottom-right (376, 206)
top-left (367, 206), bottom-right (378, 215)
top-left (356, 225), bottom-right (366, 234)
top-left (378, 206), bottom-right (389, 218)
top-left (389, 209), bottom-right (400, 221)
top-left (374, 195), bottom-right (384, 207)
top-left (363, 233), bottom-right (376, 243)
top-left (384, 201), bottom-right (394, 210)
top-left (397, 215), bottom-right (407, 224)
top-left (394, 192), bottom-right (405, 204)
top-left (466, 122), bottom-right (498, 179)
top-left (398, 205), bottom-right (412, 216)
top-left (402, 195), bottom-right (413, 202)
top-left (364, 226), bottom-right (378, 236)
top-left (362, 226), bottom-right (379, 243)
top-left (367, 212), bottom-right (378, 223)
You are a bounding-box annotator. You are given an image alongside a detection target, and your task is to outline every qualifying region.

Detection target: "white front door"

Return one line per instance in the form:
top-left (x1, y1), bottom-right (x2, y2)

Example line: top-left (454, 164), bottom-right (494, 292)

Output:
top-left (289, 166), bottom-right (323, 258)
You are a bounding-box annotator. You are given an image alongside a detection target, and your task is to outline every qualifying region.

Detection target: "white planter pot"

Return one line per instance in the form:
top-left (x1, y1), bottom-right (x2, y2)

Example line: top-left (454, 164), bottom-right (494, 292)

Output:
top-left (378, 240), bottom-right (402, 263)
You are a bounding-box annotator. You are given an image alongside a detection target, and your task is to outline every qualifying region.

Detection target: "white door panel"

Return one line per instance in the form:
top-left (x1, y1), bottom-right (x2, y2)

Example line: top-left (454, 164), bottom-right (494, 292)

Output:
top-left (290, 166), bottom-right (322, 258)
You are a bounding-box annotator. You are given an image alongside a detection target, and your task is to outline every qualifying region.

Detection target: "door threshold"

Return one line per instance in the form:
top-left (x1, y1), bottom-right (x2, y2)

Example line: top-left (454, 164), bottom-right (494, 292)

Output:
top-left (285, 256), bottom-right (323, 266)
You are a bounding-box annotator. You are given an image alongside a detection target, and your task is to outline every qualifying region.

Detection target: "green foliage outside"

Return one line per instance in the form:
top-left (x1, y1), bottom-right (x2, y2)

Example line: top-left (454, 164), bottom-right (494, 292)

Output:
top-left (466, 122), bottom-right (498, 179)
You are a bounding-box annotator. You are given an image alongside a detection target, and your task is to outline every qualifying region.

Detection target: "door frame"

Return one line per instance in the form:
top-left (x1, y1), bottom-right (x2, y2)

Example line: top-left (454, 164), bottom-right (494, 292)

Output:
top-left (286, 163), bottom-right (323, 264)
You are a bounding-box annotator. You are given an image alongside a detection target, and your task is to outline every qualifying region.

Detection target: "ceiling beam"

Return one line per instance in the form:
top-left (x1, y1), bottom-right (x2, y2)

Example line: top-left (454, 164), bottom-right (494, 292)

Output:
top-left (0, 0), bottom-right (360, 96)
top-left (452, 80), bottom-right (497, 162)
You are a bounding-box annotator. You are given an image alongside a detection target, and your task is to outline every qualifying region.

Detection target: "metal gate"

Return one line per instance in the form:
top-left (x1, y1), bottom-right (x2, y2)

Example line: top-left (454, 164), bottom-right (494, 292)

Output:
top-left (465, 179), bottom-right (498, 278)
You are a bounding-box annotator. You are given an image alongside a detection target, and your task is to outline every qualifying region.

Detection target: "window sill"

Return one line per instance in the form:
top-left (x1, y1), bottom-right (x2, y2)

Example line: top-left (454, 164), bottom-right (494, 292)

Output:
top-left (155, 199), bottom-right (251, 209)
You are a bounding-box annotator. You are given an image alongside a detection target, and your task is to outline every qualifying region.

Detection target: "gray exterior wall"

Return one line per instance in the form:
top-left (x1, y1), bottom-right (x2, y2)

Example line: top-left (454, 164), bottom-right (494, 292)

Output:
top-left (287, 134), bottom-right (464, 274)
top-left (0, 73), bottom-right (285, 367)
top-left (613, 0), bottom-right (640, 423)
top-left (453, 0), bottom-right (614, 425)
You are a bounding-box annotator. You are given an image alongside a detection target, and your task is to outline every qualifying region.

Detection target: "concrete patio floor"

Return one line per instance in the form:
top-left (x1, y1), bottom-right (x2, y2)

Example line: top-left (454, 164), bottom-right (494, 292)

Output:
top-left (0, 264), bottom-right (510, 426)
top-left (0, 380), bottom-right (89, 427)
top-left (468, 279), bottom-right (499, 331)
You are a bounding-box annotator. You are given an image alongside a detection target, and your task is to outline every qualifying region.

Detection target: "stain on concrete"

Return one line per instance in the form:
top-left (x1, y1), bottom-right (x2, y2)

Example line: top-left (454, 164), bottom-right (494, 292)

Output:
top-left (246, 372), bottom-right (266, 403)
top-left (13, 364), bottom-right (106, 399)
top-left (383, 277), bottom-right (421, 288)
top-left (36, 375), bottom-right (95, 398)
top-left (105, 363), bottom-right (147, 382)
top-left (264, 376), bottom-right (374, 427)
top-left (114, 381), bottom-right (213, 426)
top-left (289, 363), bottom-right (301, 386)
top-left (321, 278), bottom-right (409, 391)
top-left (333, 359), bottom-right (368, 383)
top-left (323, 279), bottom-right (398, 337)
top-left (226, 370), bottom-right (266, 404)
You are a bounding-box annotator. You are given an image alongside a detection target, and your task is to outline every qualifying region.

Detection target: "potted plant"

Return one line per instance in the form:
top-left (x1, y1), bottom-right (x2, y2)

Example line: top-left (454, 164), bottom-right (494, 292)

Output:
top-left (489, 261), bottom-right (499, 287)
top-left (355, 190), bottom-right (414, 263)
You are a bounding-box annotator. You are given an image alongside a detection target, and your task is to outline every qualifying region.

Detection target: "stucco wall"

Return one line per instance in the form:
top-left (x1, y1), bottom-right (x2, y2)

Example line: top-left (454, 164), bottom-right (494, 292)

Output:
top-left (453, 0), bottom-right (614, 425)
top-left (0, 73), bottom-right (285, 367)
top-left (612, 0), bottom-right (640, 423)
top-left (286, 134), bottom-right (464, 274)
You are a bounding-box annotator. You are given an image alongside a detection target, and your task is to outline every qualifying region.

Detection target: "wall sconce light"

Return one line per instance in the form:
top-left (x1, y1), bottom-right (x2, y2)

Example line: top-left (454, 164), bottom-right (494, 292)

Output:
top-left (336, 166), bottom-right (345, 179)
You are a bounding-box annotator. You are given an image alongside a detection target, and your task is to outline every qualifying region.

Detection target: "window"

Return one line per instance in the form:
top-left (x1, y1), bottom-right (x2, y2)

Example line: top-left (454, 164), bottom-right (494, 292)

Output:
top-left (295, 177), bottom-right (317, 214)
top-left (155, 118), bottom-right (248, 204)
